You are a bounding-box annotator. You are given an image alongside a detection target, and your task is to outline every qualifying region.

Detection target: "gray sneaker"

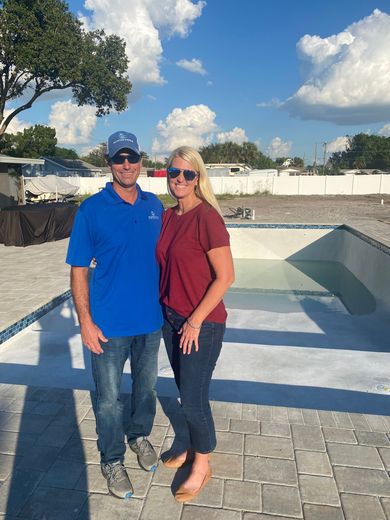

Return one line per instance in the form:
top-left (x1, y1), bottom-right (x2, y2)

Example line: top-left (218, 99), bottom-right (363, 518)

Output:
top-left (129, 436), bottom-right (158, 471)
top-left (101, 461), bottom-right (133, 499)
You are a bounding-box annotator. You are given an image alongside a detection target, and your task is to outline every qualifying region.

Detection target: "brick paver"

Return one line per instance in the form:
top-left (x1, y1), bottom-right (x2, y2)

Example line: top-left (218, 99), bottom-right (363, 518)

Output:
top-left (0, 391), bottom-right (389, 518)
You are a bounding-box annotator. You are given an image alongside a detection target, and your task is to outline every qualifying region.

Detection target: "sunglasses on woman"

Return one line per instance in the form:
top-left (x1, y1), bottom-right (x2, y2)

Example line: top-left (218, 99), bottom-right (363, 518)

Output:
top-left (167, 167), bottom-right (198, 181)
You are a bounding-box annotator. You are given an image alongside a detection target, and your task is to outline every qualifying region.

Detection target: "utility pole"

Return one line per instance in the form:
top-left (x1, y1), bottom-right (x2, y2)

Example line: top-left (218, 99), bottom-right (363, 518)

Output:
top-left (322, 142), bottom-right (327, 175)
top-left (313, 143), bottom-right (317, 174)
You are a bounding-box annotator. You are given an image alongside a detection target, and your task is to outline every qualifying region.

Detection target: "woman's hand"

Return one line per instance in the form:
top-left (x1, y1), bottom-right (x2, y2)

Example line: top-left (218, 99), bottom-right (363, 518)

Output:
top-left (179, 319), bottom-right (202, 354)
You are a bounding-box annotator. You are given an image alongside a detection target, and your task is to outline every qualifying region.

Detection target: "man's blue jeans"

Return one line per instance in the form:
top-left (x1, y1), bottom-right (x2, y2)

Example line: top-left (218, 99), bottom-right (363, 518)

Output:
top-left (91, 329), bottom-right (161, 464)
top-left (162, 307), bottom-right (225, 454)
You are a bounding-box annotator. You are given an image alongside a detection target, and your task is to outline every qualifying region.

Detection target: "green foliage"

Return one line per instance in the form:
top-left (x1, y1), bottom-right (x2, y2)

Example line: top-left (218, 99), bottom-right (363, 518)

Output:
top-left (329, 133), bottom-right (390, 171)
top-left (81, 142), bottom-right (107, 167)
top-left (199, 142), bottom-right (276, 169)
top-left (54, 146), bottom-right (79, 159)
top-left (0, 0), bottom-right (131, 137)
top-left (292, 156), bottom-right (304, 168)
top-left (0, 124), bottom-right (57, 157)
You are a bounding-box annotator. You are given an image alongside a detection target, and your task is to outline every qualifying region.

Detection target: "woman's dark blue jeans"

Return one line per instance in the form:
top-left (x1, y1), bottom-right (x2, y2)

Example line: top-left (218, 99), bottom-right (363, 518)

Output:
top-left (91, 329), bottom-right (161, 464)
top-left (162, 306), bottom-right (225, 454)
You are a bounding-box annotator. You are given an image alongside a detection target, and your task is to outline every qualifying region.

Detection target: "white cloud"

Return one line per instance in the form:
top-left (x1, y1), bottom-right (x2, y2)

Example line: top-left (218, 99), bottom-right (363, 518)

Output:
top-left (82, 0), bottom-right (205, 86)
top-left (152, 104), bottom-right (217, 154)
top-left (327, 136), bottom-right (348, 153)
top-left (257, 98), bottom-right (282, 108)
top-left (283, 9), bottom-right (390, 124)
top-left (3, 110), bottom-right (32, 134)
top-left (378, 124), bottom-right (390, 137)
top-left (176, 58), bottom-right (206, 75)
top-left (267, 137), bottom-right (292, 158)
top-left (217, 127), bottom-right (248, 145)
top-left (207, 80), bottom-right (213, 87)
top-left (49, 100), bottom-right (97, 145)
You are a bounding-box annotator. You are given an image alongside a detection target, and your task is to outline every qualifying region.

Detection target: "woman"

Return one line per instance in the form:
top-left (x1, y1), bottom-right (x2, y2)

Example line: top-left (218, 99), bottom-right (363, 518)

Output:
top-left (156, 146), bottom-right (234, 502)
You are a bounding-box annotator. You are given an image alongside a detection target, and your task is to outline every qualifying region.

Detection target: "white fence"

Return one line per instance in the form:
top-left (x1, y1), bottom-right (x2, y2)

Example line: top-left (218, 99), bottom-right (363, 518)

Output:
top-left (59, 173), bottom-right (390, 197)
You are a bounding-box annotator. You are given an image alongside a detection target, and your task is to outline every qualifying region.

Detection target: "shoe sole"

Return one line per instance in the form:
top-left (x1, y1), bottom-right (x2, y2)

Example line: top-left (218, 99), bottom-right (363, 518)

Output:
top-left (139, 461), bottom-right (158, 472)
top-left (108, 489), bottom-right (133, 500)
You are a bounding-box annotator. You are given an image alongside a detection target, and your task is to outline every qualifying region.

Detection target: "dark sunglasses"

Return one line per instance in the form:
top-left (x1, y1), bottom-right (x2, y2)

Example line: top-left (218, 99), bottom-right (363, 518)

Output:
top-left (167, 167), bottom-right (198, 181)
top-left (110, 153), bottom-right (141, 165)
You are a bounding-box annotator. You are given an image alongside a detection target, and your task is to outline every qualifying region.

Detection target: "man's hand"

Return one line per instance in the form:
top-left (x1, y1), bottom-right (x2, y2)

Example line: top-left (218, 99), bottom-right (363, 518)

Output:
top-left (80, 320), bottom-right (108, 354)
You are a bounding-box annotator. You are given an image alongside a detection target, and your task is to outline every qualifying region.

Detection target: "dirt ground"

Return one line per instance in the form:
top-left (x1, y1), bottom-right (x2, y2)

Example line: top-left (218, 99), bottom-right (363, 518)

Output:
top-left (219, 194), bottom-right (390, 226)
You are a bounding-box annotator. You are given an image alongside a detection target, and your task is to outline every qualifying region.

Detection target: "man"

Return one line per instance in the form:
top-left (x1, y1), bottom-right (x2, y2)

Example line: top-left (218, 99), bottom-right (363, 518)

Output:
top-left (66, 131), bottom-right (163, 499)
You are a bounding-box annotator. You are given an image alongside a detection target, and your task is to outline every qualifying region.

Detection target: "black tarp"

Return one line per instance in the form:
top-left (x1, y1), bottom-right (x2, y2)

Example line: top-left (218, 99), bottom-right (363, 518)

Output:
top-left (0, 203), bottom-right (78, 246)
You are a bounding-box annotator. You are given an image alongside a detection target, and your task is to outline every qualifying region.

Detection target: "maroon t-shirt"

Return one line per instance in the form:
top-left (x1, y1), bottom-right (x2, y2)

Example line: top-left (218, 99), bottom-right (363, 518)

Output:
top-left (156, 202), bottom-right (230, 323)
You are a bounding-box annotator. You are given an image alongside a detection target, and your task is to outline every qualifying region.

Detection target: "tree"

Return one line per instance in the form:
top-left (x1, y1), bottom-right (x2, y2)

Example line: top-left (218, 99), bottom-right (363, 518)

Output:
top-left (54, 146), bottom-right (79, 159)
top-left (292, 156), bottom-right (304, 168)
top-left (0, 124), bottom-right (57, 157)
top-left (329, 133), bottom-right (390, 171)
top-left (0, 0), bottom-right (131, 139)
top-left (199, 142), bottom-right (275, 169)
top-left (81, 142), bottom-right (107, 167)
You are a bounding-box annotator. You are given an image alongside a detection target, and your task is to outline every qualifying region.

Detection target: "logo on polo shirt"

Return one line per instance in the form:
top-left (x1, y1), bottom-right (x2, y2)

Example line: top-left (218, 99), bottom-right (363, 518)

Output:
top-left (148, 211), bottom-right (159, 220)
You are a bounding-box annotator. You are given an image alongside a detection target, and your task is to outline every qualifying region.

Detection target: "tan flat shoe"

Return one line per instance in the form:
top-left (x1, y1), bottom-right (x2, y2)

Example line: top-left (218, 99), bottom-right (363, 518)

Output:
top-left (174, 466), bottom-right (212, 503)
top-left (162, 450), bottom-right (194, 469)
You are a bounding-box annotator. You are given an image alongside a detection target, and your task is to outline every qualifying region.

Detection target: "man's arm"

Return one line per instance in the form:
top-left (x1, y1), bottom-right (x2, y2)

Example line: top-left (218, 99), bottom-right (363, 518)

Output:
top-left (70, 266), bottom-right (107, 354)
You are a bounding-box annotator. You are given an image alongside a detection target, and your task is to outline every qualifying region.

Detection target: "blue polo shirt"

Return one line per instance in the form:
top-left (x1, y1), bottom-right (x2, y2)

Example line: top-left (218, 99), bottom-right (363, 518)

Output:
top-left (66, 182), bottom-right (163, 337)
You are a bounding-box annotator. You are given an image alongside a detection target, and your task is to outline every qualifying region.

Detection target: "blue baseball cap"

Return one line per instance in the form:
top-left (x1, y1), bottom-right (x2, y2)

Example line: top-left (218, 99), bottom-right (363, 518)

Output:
top-left (107, 131), bottom-right (141, 159)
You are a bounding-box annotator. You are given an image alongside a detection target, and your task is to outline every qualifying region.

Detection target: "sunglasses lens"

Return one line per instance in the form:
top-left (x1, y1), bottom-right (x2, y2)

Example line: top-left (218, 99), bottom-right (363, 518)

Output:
top-left (167, 168), bottom-right (181, 178)
top-left (112, 153), bottom-right (140, 164)
top-left (183, 170), bottom-right (197, 181)
top-left (167, 168), bottom-right (197, 181)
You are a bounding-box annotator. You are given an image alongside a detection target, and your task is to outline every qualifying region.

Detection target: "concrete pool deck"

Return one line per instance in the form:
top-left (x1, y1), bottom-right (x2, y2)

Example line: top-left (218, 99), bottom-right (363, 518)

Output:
top-left (1, 194), bottom-right (390, 519)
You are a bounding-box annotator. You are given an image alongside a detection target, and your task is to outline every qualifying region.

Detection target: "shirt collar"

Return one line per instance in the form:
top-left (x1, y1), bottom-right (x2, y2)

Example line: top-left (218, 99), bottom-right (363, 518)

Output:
top-left (102, 182), bottom-right (148, 205)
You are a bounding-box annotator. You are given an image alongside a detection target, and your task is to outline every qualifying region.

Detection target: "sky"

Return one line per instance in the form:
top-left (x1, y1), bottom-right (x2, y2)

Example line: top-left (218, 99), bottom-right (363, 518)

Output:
top-left (6, 0), bottom-right (390, 163)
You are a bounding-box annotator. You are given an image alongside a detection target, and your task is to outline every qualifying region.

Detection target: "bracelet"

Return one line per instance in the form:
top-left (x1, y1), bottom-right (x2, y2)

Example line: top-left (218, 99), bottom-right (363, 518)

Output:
top-left (186, 318), bottom-right (201, 330)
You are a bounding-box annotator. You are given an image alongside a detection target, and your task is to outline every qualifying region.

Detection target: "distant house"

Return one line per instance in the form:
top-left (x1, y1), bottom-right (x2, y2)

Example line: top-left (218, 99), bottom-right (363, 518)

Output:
top-left (205, 163), bottom-right (251, 175)
top-left (0, 154), bottom-right (44, 209)
top-left (22, 157), bottom-right (103, 177)
top-left (278, 167), bottom-right (302, 176)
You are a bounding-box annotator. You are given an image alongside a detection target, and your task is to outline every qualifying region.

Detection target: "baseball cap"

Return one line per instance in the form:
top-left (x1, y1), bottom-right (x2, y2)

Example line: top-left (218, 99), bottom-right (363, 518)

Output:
top-left (107, 131), bottom-right (141, 159)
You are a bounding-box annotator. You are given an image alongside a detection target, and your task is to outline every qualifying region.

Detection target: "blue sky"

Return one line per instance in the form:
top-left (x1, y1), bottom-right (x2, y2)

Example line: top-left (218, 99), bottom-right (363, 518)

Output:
top-left (8, 0), bottom-right (390, 163)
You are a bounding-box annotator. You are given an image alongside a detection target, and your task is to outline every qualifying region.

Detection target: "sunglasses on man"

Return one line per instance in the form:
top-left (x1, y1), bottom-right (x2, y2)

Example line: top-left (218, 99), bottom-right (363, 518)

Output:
top-left (167, 167), bottom-right (198, 181)
top-left (110, 152), bottom-right (141, 165)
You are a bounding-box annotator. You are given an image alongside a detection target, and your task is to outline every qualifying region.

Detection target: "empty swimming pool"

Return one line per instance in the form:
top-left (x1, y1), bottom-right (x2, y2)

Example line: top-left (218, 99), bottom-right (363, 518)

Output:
top-left (0, 223), bottom-right (389, 415)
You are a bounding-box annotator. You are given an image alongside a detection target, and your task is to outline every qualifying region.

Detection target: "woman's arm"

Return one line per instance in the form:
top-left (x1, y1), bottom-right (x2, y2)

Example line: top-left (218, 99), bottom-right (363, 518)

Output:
top-left (179, 245), bottom-right (235, 354)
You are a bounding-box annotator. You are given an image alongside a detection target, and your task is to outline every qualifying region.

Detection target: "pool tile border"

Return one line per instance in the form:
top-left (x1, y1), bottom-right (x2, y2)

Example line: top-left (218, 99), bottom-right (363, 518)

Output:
top-left (226, 223), bottom-right (339, 229)
top-left (0, 290), bottom-right (71, 346)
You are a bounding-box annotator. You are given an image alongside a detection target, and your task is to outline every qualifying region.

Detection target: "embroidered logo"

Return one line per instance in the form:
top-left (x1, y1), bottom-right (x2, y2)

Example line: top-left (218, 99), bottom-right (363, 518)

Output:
top-left (148, 211), bottom-right (159, 220)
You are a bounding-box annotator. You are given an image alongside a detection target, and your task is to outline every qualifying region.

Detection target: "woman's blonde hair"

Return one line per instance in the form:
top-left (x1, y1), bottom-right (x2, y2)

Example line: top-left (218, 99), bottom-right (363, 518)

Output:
top-left (167, 146), bottom-right (222, 215)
